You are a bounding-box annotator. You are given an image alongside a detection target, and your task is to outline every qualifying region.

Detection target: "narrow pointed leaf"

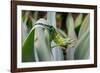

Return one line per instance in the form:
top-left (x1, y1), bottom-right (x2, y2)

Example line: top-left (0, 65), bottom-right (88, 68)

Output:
top-left (22, 29), bottom-right (35, 62)
top-left (78, 14), bottom-right (90, 38)
top-left (47, 12), bottom-right (56, 28)
top-left (66, 13), bottom-right (77, 60)
top-left (75, 14), bottom-right (83, 28)
top-left (52, 45), bottom-right (64, 61)
top-left (34, 18), bottom-right (52, 61)
top-left (66, 13), bottom-right (77, 45)
top-left (74, 14), bottom-right (90, 59)
top-left (34, 27), bottom-right (52, 61)
top-left (74, 29), bottom-right (90, 59)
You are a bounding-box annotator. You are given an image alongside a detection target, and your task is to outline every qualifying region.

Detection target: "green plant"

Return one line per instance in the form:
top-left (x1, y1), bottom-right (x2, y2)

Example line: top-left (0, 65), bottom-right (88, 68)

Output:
top-left (22, 11), bottom-right (90, 62)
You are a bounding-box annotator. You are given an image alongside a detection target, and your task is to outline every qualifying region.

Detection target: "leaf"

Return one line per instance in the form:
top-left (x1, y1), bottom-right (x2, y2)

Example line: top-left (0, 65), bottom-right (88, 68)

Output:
top-left (66, 13), bottom-right (77, 60)
top-left (74, 14), bottom-right (90, 59)
top-left (22, 11), bottom-right (37, 62)
top-left (66, 13), bottom-right (77, 45)
top-left (22, 28), bottom-right (35, 62)
top-left (75, 14), bottom-right (83, 28)
top-left (78, 14), bottom-right (90, 38)
top-left (34, 18), bottom-right (52, 61)
top-left (52, 44), bottom-right (64, 61)
top-left (34, 27), bottom-right (52, 61)
top-left (22, 18), bottom-right (54, 62)
top-left (21, 21), bottom-right (28, 43)
top-left (22, 11), bottom-right (29, 23)
top-left (31, 11), bottom-right (38, 26)
top-left (74, 28), bottom-right (90, 59)
top-left (47, 12), bottom-right (56, 28)
top-left (21, 12), bottom-right (29, 43)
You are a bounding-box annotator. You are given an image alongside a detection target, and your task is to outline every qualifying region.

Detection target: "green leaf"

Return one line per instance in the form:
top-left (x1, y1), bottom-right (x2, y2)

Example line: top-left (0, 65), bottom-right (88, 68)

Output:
top-left (66, 13), bottom-right (77, 45)
top-left (47, 12), bottom-right (56, 28)
top-left (78, 14), bottom-right (90, 38)
top-left (22, 18), bottom-right (53, 62)
top-left (34, 18), bottom-right (52, 61)
top-left (74, 14), bottom-right (90, 59)
top-left (52, 46), bottom-right (64, 61)
top-left (31, 11), bottom-right (38, 26)
top-left (22, 28), bottom-right (35, 62)
top-left (21, 12), bottom-right (29, 43)
top-left (74, 29), bottom-right (90, 59)
top-left (66, 13), bottom-right (78, 60)
top-left (34, 27), bottom-right (52, 61)
top-left (75, 14), bottom-right (83, 28)
top-left (22, 11), bottom-right (29, 23)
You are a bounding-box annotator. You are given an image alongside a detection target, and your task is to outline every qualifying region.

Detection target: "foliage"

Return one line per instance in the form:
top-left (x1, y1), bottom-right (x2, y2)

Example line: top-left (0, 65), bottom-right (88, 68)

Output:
top-left (22, 11), bottom-right (90, 62)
